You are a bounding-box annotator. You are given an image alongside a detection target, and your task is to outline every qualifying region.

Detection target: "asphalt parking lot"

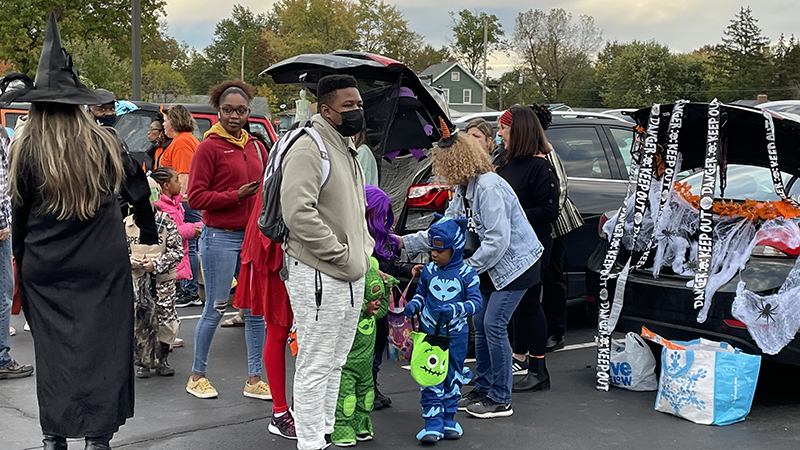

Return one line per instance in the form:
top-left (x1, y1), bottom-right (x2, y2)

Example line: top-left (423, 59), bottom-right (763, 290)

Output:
top-left (4, 306), bottom-right (800, 450)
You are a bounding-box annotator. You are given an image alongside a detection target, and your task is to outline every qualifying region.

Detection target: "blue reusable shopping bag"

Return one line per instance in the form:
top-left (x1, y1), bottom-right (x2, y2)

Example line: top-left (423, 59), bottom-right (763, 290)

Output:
top-left (654, 338), bottom-right (761, 425)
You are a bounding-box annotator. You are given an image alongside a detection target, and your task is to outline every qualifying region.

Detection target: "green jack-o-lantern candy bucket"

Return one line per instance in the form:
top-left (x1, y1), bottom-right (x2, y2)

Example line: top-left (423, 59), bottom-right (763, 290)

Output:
top-left (410, 316), bottom-right (450, 386)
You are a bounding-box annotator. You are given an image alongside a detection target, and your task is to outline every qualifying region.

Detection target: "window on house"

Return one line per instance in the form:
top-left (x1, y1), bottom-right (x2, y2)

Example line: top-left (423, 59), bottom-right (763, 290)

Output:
top-left (451, 72), bottom-right (460, 82)
top-left (442, 88), bottom-right (450, 104)
top-left (463, 89), bottom-right (472, 104)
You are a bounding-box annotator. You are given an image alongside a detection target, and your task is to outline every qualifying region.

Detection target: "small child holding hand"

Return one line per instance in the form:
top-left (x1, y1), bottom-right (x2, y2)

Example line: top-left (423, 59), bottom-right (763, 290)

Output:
top-left (331, 257), bottom-right (397, 447)
top-left (404, 215), bottom-right (482, 444)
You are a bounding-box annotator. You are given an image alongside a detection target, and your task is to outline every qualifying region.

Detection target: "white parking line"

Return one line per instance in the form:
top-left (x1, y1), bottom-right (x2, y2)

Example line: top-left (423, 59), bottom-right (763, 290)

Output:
top-left (554, 342), bottom-right (597, 352)
top-left (179, 311), bottom-right (239, 320)
top-left (400, 343), bottom-right (596, 370)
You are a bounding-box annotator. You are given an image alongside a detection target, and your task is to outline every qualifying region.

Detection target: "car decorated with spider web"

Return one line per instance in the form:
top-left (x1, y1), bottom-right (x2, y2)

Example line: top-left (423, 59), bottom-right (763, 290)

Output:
top-left (586, 100), bottom-right (800, 368)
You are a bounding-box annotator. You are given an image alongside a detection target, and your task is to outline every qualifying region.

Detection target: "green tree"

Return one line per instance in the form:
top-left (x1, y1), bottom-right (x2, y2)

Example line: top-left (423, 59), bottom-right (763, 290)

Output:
top-left (181, 50), bottom-right (224, 95)
top-left (64, 37), bottom-right (132, 99)
top-left (0, 0), bottom-right (166, 77)
top-left (772, 34), bottom-right (800, 99)
top-left (354, 0), bottom-right (423, 62)
top-left (268, 0), bottom-right (358, 59)
top-left (595, 40), bottom-right (709, 108)
top-left (449, 9), bottom-right (505, 76)
top-left (142, 61), bottom-right (188, 103)
top-left (405, 44), bottom-right (450, 73)
top-left (205, 4), bottom-right (272, 86)
top-left (513, 8), bottom-right (602, 103)
top-left (713, 6), bottom-right (771, 100)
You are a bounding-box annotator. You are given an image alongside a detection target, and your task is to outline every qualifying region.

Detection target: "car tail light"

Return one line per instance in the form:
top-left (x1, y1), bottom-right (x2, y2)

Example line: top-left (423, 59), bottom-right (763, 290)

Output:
top-left (585, 295), bottom-right (597, 302)
top-left (407, 184), bottom-right (450, 210)
top-left (598, 209), bottom-right (616, 239)
top-left (724, 319), bottom-right (748, 329)
top-left (751, 239), bottom-right (800, 258)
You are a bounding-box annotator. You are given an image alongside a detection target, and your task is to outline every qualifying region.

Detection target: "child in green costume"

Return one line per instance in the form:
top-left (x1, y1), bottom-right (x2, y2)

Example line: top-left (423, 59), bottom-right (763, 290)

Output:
top-left (331, 257), bottom-right (397, 447)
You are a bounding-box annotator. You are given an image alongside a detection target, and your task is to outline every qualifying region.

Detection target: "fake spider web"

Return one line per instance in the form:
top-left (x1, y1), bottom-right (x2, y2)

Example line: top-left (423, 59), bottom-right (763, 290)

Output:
top-left (732, 219), bottom-right (800, 355)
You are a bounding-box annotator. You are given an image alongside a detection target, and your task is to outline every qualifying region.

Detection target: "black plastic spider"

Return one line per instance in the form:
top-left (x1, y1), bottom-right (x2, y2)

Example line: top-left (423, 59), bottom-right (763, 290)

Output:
top-left (757, 299), bottom-right (778, 324)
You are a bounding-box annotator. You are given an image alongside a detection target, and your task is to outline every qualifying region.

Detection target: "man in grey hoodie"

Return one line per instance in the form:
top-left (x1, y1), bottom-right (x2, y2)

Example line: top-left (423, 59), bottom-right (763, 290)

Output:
top-left (280, 74), bottom-right (375, 450)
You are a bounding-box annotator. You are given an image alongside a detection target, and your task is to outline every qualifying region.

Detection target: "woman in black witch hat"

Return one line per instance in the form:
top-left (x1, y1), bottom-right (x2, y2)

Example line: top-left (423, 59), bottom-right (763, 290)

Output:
top-left (0, 13), bottom-right (157, 450)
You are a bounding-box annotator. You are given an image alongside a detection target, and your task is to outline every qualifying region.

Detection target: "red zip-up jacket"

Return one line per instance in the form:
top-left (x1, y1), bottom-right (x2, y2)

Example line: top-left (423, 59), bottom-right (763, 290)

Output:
top-left (187, 133), bottom-right (265, 230)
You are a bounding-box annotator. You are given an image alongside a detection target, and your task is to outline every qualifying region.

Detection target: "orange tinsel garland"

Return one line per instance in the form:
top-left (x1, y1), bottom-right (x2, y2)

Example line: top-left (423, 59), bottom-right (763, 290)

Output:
top-left (673, 181), bottom-right (800, 221)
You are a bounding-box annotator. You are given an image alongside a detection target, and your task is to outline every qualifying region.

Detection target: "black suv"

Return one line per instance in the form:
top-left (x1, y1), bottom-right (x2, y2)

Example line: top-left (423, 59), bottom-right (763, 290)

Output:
top-left (395, 115), bottom-right (635, 302)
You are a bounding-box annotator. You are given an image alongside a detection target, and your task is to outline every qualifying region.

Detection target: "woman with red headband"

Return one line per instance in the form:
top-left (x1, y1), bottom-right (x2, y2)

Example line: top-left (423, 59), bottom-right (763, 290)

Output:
top-left (495, 106), bottom-right (560, 393)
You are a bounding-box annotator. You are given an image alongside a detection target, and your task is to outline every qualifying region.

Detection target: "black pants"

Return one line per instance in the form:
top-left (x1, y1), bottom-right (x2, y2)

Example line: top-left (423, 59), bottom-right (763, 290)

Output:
top-left (542, 236), bottom-right (567, 337)
top-left (510, 235), bottom-right (551, 358)
top-left (510, 282), bottom-right (548, 357)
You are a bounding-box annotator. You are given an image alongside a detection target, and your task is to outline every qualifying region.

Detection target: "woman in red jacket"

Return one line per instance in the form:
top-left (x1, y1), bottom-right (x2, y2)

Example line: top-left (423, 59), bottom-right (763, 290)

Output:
top-left (185, 81), bottom-right (269, 401)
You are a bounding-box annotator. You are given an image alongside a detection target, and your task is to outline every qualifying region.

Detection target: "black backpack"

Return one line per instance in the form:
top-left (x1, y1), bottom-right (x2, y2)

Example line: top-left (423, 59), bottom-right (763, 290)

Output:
top-left (258, 123), bottom-right (330, 243)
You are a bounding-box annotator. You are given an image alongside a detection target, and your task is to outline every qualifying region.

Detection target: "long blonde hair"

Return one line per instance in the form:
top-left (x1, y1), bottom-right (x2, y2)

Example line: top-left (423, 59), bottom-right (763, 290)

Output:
top-left (9, 103), bottom-right (124, 221)
top-left (432, 133), bottom-right (494, 185)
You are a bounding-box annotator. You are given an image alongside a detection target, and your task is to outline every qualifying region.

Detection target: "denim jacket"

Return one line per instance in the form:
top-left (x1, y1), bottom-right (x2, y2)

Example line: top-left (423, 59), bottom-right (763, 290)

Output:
top-left (404, 172), bottom-right (543, 291)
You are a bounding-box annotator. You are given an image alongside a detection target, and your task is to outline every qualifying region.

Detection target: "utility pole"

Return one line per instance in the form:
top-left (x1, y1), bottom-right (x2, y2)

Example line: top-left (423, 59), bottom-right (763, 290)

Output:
top-left (132, 0), bottom-right (141, 101)
top-left (481, 15), bottom-right (488, 113)
top-left (518, 72), bottom-right (523, 105)
top-left (241, 45), bottom-right (245, 81)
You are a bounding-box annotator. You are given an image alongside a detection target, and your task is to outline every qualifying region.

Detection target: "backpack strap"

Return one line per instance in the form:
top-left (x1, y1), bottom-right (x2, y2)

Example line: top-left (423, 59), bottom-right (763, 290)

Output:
top-left (303, 128), bottom-right (330, 188)
top-left (264, 124), bottom-right (330, 188)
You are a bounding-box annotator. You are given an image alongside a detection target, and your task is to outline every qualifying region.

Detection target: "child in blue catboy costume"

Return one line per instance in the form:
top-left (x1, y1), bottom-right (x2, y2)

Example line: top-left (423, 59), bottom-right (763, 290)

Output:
top-left (404, 215), bottom-right (482, 444)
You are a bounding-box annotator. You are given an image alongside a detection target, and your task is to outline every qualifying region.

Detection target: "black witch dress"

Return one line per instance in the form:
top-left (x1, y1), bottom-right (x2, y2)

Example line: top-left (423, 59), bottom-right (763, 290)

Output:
top-left (12, 145), bottom-right (157, 438)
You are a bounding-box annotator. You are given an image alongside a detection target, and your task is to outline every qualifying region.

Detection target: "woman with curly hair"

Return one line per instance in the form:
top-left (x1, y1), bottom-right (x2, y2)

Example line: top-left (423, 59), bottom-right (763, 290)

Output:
top-left (185, 80), bottom-right (269, 401)
top-left (399, 124), bottom-right (543, 419)
top-left (495, 106), bottom-right (560, 393)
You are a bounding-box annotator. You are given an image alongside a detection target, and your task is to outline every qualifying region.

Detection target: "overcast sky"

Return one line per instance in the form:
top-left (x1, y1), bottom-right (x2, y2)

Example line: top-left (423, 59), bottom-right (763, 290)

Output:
top-left (165, 0), bottom-right (800, 76)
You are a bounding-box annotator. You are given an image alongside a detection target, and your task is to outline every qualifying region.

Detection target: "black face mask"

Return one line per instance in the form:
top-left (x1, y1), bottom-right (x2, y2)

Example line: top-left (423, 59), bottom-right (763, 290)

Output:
top-left (326, 106), bottom-right (364, 137)
top-left (95, 115), bottom-right (117, 127)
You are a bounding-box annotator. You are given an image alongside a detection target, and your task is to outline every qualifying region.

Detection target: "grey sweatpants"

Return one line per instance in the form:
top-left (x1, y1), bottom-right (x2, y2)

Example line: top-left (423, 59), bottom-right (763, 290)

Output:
top-left (285, 256), bottom-right (364, 450)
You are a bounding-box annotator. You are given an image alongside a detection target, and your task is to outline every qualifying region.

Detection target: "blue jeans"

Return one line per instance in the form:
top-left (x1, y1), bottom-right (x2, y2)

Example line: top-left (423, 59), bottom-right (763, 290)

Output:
top-left (0, 238), bottom-right (12, 369)
top-left (192, 227), bottom-right (265, 377)
top-left (182, 202), bottom-right (201, 295)
top-left (472, 289), bottom-right (527, 404)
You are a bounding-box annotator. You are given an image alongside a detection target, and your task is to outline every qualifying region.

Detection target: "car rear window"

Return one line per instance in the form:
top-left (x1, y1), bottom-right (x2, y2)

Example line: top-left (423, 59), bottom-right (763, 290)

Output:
top-left (683, 164), bottom-right (795, 202)
top-left (546, 126), bottom-right (611, 179)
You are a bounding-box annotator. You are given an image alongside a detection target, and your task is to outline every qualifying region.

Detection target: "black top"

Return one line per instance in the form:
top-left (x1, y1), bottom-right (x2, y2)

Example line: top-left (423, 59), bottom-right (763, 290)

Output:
top-left (496, 155), bottom-right (560, 244)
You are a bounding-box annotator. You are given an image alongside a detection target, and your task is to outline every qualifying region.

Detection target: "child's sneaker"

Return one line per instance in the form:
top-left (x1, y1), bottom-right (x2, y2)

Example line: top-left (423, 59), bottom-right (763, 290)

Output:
top-left (356, 433), bottom-right (373, 442)
top-left (268, 411), bottom-right (297, 440)
top-left (443, 422), bottom-right (463, 440)
top-left (186, 377), bottom-right (218, 399)
top-left (243, 380), bottom-right (272, 400)
top-left (416, 428), bottom-right (442, 444)
top-left (465, 397), bottom-right (513, 418)
top-left (135, 366), bottom-right (151, 378)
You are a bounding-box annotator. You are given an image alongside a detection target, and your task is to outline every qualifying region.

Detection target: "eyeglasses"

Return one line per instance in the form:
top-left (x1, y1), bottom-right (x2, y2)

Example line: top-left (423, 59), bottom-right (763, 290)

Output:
top-left (220, 106), bottom-right (250, 116)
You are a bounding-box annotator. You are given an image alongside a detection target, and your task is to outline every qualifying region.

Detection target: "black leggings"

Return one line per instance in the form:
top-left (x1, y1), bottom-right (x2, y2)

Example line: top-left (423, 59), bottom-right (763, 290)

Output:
top-left (510, 235), bottom-right (552, 358)
top-left (511, 283), bottom-right (548, 357)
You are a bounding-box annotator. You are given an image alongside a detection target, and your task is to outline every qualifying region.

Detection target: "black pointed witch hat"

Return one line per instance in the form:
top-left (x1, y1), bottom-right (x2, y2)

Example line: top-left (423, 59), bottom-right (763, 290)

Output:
top-left (0, 13), bottom-right (115, 105)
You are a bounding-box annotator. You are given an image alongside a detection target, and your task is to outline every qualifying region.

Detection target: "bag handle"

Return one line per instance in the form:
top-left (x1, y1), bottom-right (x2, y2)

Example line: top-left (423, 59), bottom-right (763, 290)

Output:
top-left (394, 277), bottom-right (415, 309)
top-left (662, 349), bottom-right (694, 378)
top-left (434, 313), bottom-right (450, 338)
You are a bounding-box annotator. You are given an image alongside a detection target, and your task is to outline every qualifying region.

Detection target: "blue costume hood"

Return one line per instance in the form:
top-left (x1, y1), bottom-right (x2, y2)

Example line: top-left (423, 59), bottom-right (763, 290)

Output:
top-left (428, 215), bottom-right (468, 271)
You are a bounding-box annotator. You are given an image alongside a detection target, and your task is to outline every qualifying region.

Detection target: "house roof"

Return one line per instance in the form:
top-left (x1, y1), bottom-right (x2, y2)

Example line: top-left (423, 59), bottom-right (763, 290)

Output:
top-left (419, 61), bottom-right (490, 92)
